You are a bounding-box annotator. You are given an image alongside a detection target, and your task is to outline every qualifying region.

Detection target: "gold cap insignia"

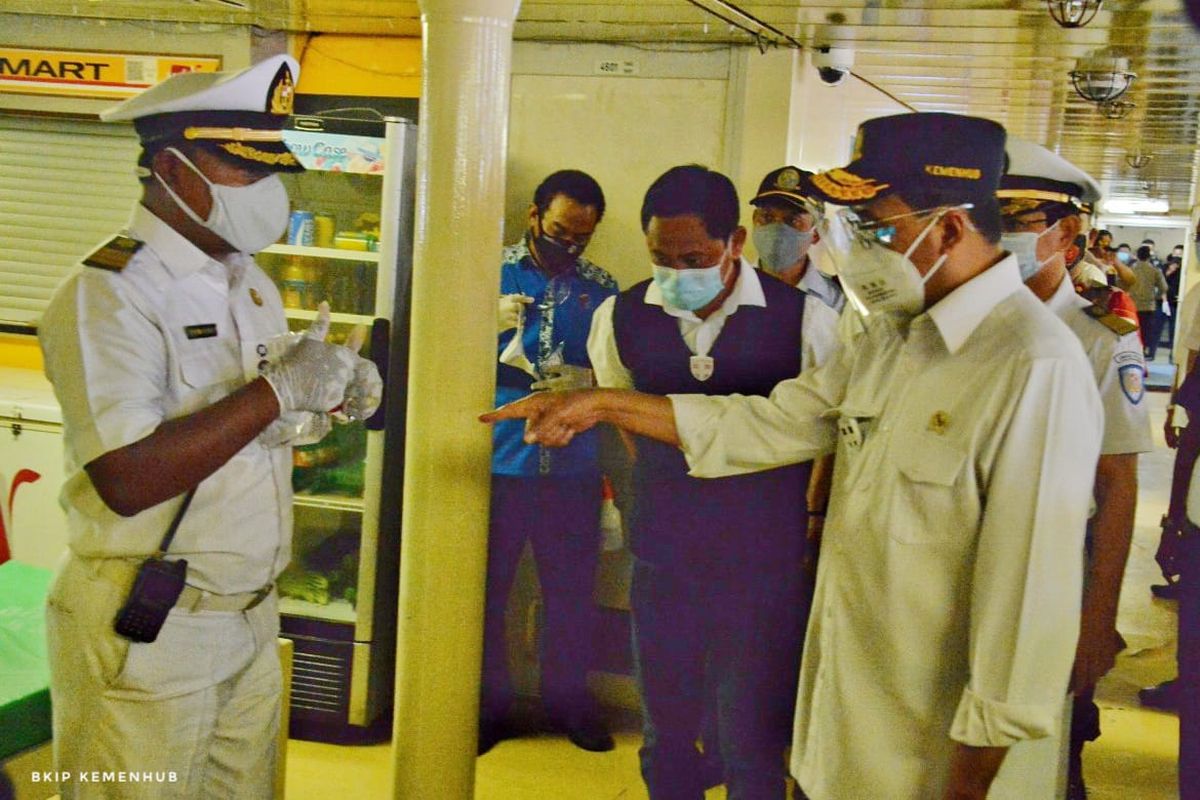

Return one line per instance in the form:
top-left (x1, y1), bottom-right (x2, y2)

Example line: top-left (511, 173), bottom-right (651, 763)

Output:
top-left (249, 287), bottom-right (264, 306)
top-left (810, 168), bottom-right (890, 202)
top-left (268, 64), bottom-right (295, 116)
top-left (219, 141), bottom-right (299, 167)
top-left (775, 168), bottom-right (801, 190)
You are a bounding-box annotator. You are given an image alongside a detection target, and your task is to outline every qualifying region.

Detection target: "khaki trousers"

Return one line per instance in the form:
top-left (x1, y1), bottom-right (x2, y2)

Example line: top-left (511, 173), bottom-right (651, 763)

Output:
top-left (46, 555), bottom-right (281, 800)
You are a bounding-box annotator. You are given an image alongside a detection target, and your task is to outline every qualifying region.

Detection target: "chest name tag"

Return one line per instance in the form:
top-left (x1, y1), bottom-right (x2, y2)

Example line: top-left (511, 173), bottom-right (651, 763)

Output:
top-left (690, 355), bottom-right (714, 382)
top-left (184, 324), bottom-right (218, 340)
top-left (83, 235), bottom-right (142, 272)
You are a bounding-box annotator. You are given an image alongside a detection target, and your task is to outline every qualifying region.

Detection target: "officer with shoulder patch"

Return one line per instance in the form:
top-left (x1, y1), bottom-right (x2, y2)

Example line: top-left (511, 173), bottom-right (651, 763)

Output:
top-left (38, 55), bottom-right (380, 799)
top-left (997, 138), bottom-right (1153, 800)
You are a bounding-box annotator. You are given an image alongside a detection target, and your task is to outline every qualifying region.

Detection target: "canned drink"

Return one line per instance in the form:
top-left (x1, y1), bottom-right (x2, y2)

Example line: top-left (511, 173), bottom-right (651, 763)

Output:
top-left (313, 213), bottom-right (336, 248)
top-left (287, 210), bottom-right (315, 246)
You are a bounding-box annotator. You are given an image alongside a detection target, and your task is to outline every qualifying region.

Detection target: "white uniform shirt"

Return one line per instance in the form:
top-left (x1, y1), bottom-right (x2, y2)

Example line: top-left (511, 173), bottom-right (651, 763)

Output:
top-left (1047, 273), bottom-right (1152, 456)
top-left (587, 257), bottom-right (770, 389)
top-left (670, 255), bottom-right (1103, 800)
top-left (795, 266), bottom-right (845, 372)
top-left (39, 205), bottom-right (293, 594)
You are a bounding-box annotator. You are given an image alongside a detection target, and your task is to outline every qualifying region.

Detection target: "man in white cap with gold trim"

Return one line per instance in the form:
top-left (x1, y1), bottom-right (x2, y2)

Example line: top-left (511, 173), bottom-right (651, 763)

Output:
top-left (997, 139), bottom-right (1151, 800)
top-left (38, 54), bottom-right (380, 799)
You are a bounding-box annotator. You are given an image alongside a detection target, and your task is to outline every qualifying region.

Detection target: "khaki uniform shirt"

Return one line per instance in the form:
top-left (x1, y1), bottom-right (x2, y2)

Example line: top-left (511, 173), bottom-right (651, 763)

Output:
top-left (39, 205), bottom-right (292, 594)
top-left (670, 256), bottom-right (1103, 799)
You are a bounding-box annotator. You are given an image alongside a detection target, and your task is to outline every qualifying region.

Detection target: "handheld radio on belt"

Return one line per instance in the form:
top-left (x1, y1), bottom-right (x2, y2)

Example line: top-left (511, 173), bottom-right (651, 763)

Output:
top-left (113, 487), bottom-right (197, 643)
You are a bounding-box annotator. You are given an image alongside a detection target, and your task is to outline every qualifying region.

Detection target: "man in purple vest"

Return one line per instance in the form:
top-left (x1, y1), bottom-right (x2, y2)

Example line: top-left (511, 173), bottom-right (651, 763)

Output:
top-left (586, 165), bottom-right (810, 799)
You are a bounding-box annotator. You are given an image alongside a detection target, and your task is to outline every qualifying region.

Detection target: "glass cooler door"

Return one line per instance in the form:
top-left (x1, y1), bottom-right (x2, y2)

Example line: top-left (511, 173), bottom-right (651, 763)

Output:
top-left (255, 114), bottom-right (415, 739)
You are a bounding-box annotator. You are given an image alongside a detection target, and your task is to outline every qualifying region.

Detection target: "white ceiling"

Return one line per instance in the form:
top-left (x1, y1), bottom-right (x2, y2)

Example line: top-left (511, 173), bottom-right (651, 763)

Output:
top-left (4, 0), bottom-right (1197, 212)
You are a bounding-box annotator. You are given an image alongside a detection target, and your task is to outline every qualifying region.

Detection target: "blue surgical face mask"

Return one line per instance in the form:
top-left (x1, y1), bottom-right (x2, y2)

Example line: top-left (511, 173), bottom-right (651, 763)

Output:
top-left (652, 245), bottom-right (729, 311)
top-left (1117, 251), bottom-right (1132, 265)
top-left (753, 223), bottom-right (814, 275)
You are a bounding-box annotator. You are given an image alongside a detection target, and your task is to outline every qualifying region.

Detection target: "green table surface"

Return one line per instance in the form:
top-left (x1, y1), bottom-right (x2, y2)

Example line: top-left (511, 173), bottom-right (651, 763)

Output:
top-left (0, 560), bottom-right (53, 760)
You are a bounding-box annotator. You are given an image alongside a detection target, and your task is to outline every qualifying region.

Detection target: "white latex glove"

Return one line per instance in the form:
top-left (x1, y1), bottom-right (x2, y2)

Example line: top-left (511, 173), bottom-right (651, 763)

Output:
top-left (258, 411), bottom-right (333, 448)
top-left (262, 302), bottom-right (357, 414)
top-left (498, 294), bottom-right (534, 333)
top-left (330, 324), bottom-right (384, 423)
top-left (530, 364), bottom-right (594, 392)
top-left (339, 358), bottom-right (384, 422)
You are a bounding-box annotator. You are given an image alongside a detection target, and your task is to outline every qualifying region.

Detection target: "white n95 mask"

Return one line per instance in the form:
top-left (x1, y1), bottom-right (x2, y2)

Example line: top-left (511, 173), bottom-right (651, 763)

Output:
top-left (155, 147), bottom-right (290, 254)
top-left (819, 207), bottom-right (953, 318)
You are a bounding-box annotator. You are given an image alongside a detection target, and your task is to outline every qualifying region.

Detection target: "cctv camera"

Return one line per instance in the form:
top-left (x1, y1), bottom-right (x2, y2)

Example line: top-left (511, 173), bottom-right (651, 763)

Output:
top-left (812, 46), bottom-right (853, 86)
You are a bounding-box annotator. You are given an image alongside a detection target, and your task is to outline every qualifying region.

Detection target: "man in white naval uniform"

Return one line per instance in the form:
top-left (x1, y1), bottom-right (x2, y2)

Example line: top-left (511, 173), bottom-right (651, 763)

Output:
top-left (38, 56), bottom-right (380, 799)
top-left (996, 139), bottom-right (1152, 800)
top-left (483, 113), bottom-right (1103, 800)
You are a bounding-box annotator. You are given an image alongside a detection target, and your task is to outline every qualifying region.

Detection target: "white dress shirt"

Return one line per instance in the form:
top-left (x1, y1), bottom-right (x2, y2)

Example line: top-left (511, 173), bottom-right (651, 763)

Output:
top-left (39, 204), bottom-right (293, 594)
top-left (795, 266), bottom-right (845, 372)
top-left (670, 255), bottom-right (1103, 799)
top-left (1047, 273), bottom-right (1152, 456)
top-left (588, 257), bottom-right (769, 389)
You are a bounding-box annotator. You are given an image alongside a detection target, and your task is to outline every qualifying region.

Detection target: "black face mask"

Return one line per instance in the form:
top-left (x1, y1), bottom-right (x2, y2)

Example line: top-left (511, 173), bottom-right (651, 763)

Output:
top-left (529, 219), bottom-right (583, 275)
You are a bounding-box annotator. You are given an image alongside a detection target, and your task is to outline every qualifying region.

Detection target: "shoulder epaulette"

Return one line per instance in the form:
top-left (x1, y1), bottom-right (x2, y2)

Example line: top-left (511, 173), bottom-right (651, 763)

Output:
top-left (1083, 302), bottom-right (1138, 336)
top-left (82, 235), bottom-right (143, 272)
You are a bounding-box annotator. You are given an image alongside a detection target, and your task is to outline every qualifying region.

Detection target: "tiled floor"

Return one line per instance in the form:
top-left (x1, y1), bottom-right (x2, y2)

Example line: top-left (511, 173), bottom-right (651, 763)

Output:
top-left (286, 393), bottom-right (1185, 800)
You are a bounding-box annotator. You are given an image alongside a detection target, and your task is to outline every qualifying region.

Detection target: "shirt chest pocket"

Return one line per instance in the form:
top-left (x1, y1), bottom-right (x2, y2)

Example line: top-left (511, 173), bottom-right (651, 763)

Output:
top-left (176, 338), bottom-right (239, 391)
top-left (886, 433), bottom-right (969, 545)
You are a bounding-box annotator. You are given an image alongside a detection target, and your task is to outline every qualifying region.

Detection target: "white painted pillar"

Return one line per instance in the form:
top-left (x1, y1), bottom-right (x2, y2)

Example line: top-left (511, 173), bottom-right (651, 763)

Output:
top-left (392, 1), bottom-right (520, 797)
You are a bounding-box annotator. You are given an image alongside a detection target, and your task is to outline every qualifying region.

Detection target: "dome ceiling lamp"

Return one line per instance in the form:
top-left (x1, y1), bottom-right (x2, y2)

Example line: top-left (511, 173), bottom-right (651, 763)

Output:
top-left (1125, 152), bottom-right (1154, 170)
top-left (1048, 0), bottom-right (1104, 29)
top-left (1070, 56), bottom-right (1136, 103)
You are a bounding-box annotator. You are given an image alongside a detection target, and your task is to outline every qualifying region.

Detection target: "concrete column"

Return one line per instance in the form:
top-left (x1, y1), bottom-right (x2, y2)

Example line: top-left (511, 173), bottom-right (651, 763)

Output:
top-left (392, 1), bottom-right (520, 798)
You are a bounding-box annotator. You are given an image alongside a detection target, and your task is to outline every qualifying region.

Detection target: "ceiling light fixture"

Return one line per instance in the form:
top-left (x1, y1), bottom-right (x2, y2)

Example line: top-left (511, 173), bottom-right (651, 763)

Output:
top-left (1070, 56), bottom-right (1136, 103)
top-left (1099, 100), bottom-right (1135, 119)
top-left (1102, 197), bottom-right (1170, 214)
top-left (1047, 0), bottom-right (1103, 28)
top-left (1125, 152), bottom-right (1154, 169)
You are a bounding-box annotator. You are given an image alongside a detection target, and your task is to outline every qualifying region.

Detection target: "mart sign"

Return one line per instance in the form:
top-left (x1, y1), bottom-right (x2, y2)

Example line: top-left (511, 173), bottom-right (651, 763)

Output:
top-left (0, 47), bottom-right (220, 100)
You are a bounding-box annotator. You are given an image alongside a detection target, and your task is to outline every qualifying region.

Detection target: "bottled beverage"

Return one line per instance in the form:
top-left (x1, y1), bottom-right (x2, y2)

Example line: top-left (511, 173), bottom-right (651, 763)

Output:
top-left (280, 257), bottom-right (308, 309)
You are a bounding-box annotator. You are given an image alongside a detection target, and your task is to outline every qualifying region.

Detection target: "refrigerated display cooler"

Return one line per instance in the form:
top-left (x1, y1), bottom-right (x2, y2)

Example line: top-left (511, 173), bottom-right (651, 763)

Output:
top-left (257, 113), bottom-right (415, 742)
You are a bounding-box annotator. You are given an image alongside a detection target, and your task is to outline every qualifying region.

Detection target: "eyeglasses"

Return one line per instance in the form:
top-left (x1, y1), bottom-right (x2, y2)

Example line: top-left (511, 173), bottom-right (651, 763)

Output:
top-left (841, 204), bottom-right (974, 247)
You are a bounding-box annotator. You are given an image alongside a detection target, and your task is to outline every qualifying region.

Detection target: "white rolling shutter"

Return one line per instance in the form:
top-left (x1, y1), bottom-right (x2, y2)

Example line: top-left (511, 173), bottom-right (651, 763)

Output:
top-left (0, 114), bottom-right (141, 327)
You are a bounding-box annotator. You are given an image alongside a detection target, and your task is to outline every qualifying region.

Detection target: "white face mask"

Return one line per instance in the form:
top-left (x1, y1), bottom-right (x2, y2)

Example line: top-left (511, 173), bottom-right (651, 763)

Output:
top-left (821, 207), bottom-right (953, 317)
top-left (155, 147), bottom-right (290, 254)
top-left (1002, 219), bottom-right (1062, 282)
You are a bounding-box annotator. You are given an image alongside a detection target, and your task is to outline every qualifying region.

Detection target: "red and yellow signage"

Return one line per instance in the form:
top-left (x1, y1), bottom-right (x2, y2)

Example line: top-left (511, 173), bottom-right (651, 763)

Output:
top-left (0, 47), bottom-right (221, 100)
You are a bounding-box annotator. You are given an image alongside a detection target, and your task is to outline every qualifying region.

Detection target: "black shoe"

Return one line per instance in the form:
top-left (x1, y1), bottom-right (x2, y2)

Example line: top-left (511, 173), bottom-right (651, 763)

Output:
top-left (562, 716), bottom-right (614, 752)
top-left (1138, 679), bottom-right (1180, 711)
top-left (1151, 581), bottom-right (1182, 600)
top-left (477, 721), bottom-right (512, 756)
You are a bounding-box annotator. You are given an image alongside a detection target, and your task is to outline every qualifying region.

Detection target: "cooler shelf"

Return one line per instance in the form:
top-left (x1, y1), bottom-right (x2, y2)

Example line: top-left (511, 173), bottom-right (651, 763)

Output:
top-left (263, 244), bottom-right (380, 262)
top-left (284, 309), bottom-right (374, 326)
top-left (279, 596), bottom-right (357, 624)
top-left (293, 492), bottom-right (365, 513)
